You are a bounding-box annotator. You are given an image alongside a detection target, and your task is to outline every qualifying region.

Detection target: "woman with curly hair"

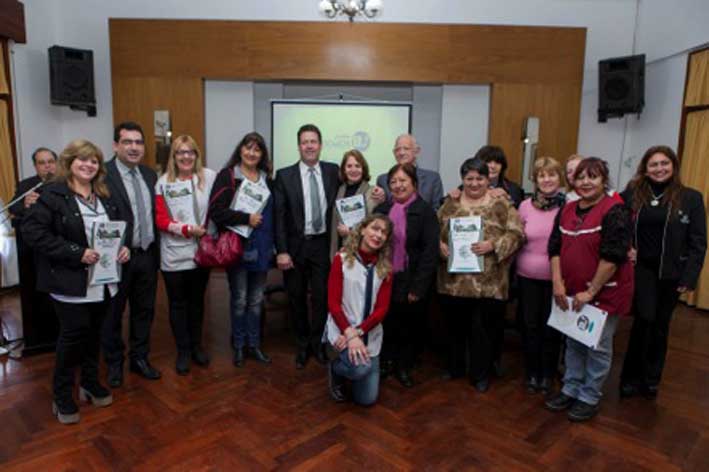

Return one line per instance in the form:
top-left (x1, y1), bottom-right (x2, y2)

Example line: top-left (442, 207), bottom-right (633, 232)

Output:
top-left (324, 214), bottom-right (394, 406)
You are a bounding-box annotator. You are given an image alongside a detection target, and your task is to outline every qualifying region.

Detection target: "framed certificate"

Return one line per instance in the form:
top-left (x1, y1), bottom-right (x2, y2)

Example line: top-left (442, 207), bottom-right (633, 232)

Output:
top-left (88, 221), bottom-right (127, 286)
top-left (227, 179), bottom-right (271, 238)
top-left (447, 216), bottom-right (484, 273)
top-left (335, 194), bottom-right (366, 229)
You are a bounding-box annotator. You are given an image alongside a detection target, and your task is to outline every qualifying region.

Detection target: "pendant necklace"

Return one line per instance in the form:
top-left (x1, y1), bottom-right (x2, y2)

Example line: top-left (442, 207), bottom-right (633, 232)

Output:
top-left (650, 190), bottom-right (664, 207)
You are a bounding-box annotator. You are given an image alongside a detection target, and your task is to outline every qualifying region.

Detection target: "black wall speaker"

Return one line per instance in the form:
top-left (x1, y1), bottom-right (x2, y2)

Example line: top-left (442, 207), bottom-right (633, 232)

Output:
top-left (49, 45), bottom-right (96, 116)
top-left (598, 54), bottom-right (645, 122)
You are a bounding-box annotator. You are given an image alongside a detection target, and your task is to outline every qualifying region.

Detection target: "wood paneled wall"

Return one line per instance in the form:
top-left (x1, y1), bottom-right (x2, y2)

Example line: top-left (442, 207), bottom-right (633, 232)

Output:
top-left (110, 19), bottom-right (586, 175)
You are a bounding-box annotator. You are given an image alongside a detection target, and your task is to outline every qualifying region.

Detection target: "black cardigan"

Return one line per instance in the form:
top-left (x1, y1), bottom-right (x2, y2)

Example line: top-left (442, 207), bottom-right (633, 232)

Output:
top-left (21, 181), bottom-right (122, 297)
top-left (374, 196), bottom-right (440, 302)
top-left (621, 186), bottom-right (707, 289)
top-left (208, 167), bottom-right (274, 232)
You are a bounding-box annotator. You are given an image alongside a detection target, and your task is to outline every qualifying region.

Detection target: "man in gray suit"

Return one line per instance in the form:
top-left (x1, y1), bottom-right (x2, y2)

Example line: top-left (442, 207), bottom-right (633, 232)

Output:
top-left (374, 134), bottom-right (444, 210)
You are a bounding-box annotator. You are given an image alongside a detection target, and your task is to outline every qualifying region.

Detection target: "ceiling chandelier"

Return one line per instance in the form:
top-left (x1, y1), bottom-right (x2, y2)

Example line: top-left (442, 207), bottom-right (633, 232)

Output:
top-left (318, 0), bottom-right (383, 22)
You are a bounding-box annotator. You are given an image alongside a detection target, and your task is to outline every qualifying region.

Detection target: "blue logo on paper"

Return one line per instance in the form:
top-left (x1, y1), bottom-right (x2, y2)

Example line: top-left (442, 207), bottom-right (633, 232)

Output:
top-left (577, 315), bottom-right (595, 333)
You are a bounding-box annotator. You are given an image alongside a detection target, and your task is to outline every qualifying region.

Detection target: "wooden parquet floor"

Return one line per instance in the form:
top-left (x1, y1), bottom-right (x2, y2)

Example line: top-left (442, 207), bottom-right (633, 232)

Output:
top-left (1, 272), bottom-right (708, 471)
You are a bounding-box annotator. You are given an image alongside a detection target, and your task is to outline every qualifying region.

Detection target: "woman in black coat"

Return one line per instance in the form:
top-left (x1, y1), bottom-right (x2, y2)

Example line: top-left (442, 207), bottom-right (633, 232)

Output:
top-left (23, 139), bottom-right (130, 425)
top-left (374, 163), bottom-right (439, 387)
top-left (620, 145), bottom-right (707, 399)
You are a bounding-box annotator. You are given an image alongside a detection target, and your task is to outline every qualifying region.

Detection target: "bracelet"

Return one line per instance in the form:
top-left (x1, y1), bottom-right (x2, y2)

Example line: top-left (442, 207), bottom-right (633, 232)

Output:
top-left (346, 334), bottom-right (359, 342)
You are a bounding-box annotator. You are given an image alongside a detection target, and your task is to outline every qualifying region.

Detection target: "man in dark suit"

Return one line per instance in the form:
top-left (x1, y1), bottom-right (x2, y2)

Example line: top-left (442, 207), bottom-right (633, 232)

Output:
top-left (374, 134), bottom-right (444, 210)
top-left (8, 147), bottom-right (58, 354)
top-left (274, 124), bottom-right (340, 369)
top-left (102, 121), bottom-right (161, 386)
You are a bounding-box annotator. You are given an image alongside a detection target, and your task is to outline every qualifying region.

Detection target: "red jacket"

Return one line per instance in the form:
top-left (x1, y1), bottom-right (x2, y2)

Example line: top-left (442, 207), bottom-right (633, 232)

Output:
top-left (559, 196), bottom-right (634, 316)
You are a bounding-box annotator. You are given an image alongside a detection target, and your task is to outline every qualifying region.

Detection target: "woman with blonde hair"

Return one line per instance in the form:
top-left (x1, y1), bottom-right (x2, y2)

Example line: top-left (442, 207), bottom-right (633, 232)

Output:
top-left (23, 139), bottom-right (130, 424)
top-left (325, 214), bottom-right (394, 405)
top-left (516, 156), bottom-right (566, 394)
top-left (155, 135), bottom-right (217, 375)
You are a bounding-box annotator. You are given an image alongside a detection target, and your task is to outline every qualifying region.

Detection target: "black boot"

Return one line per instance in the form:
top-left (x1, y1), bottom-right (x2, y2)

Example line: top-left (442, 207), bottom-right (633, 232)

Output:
top-left (248, 347), bottom-right (272, 364)
top-left (233, 347), bottom-right (244, 367)
top-left (176, 351), bottom-right (191, 375)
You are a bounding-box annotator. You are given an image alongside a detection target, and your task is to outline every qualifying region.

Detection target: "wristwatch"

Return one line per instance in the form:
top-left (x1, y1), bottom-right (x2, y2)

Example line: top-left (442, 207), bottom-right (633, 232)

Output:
top-left (356, 327), bottom-right (364, 338)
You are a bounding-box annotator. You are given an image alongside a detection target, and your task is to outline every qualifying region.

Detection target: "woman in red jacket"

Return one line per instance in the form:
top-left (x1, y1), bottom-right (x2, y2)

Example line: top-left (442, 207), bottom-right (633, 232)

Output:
top-left (544, 157), bottom-right (634, 422)
top-left (325, 214), bottom-right (394, 406)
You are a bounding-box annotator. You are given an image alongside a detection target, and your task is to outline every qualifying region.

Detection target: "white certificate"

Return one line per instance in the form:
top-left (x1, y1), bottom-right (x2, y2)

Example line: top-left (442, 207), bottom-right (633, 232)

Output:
top-left (162, 180), bottom-right (198, 226)
top-left (447, 216), bottom-right (484, 273)
top-left (547, 296), bottom-right (608, 349)
top-left (227, 179), bottom-right (271, 238)
top-left (336, 194), bottom-right (366, 229)
top-left (89, 220), bottom-right (127, 286)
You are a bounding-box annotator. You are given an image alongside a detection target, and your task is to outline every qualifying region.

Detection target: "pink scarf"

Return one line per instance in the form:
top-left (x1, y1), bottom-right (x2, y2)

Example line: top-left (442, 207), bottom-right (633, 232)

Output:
top-left (389, 193), bottom-right (417, 273)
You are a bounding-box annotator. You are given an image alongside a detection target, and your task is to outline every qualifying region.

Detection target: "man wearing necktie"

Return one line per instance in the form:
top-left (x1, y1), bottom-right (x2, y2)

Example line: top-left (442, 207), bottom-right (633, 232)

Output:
top-left (102, 122), bottom-right (161, 386)
top-left (274, 124), bottom-right (340, 369)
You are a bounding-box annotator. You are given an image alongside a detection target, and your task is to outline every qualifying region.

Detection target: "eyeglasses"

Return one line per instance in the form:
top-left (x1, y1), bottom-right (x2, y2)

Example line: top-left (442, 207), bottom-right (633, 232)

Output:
top-left (119, 139), bottom-right (145, 146)
top-left (175, 150), bottom-right (197, 157)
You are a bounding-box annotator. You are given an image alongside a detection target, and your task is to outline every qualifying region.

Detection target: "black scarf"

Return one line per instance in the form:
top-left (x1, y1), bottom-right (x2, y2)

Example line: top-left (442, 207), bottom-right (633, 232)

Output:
top-left (531, 191), bottom-right (565, 211)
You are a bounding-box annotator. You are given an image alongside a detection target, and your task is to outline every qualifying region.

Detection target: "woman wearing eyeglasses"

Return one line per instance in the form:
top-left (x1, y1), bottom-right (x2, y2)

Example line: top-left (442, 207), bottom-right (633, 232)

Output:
top-left (155, 135), bottom-right (216, 375)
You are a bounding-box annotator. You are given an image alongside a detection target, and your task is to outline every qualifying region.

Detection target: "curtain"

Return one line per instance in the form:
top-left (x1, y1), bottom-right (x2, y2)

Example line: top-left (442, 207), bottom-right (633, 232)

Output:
top-left (1, 40), bottom-right (17, 205)
top-left (680, 110), bottom-right (709, 309)
top-left (0, 42), bottom-right (8, 94)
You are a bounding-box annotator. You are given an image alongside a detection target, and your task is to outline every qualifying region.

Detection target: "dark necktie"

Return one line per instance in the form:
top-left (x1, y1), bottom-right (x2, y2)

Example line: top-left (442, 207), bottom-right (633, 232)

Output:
top-left (130, 168), bottom-right (150, 250)
top-left (308, 167), bottom-right (323, 233)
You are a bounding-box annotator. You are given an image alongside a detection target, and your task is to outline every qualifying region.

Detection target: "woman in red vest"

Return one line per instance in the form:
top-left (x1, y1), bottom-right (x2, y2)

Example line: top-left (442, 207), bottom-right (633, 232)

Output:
top-left (544, 157), bottom-right (634, 422)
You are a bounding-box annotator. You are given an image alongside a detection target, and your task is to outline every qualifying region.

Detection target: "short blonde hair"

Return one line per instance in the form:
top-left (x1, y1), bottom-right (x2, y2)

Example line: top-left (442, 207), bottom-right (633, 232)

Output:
top-left (532, 156), bottom-right (564, 189)
top-left (166, 135), bottom-right (205, 189)
top-left (56, 139), bottom-right (110, 198)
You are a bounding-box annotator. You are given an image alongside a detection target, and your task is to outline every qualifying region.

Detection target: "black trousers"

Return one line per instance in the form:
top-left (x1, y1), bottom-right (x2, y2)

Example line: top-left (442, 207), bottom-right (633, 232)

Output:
top-left (101, 245), bottom-right (158, 366)
top-left (518, 276), bottom-right (560, 381)
top-left (440, 295), bottom-right (504, 382)
top-left (382, 299), bottom-right (422, 371)
top-left (621, 262), bottom-right (681, 388)
top-left (162, 268), bottom-right (211, 354)
top-left (53, 293), bottom-right (110, 400)
top-left (283, 236), bottom-right (330, 351)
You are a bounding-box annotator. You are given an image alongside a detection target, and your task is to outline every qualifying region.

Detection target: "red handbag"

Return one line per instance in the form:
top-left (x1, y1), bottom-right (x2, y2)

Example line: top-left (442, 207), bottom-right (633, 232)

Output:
top-left (194, 172), bottom-right (244, 268)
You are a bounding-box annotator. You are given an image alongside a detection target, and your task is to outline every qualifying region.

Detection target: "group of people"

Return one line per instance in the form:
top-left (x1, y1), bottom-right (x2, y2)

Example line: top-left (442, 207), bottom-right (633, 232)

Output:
top-left (9, 119), bottom-right (706, 425)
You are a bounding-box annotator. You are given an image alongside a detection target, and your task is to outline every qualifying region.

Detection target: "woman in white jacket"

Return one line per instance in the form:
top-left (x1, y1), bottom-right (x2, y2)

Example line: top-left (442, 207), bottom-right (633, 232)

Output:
top-left (155, 135), bottom-right (216, 375)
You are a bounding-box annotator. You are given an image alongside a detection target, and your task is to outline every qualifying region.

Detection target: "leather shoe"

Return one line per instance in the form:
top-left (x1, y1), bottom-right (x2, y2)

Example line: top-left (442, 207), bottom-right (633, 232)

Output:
top-left (492, 361), bottom-right (504, 378)
top-left (644, 384), bottom-right (659, 399)
top-left (473, 377), bottom-right (490, 393)
top-left (380, 359), bottom-right (394, 379)
top-left (328, 361), bottom-right (346, 402)
top-left (248, 347), bottom-right (272, 364)
top-left (233, 347), bottom-right (244, 367)
top-left (176, 352), bottom-right (190, 376)
top-left (567, 400), bottom-right (599, 422)
top-left (539, 377), bottom-right (553, 395)
top-left (295, 349), bottom-right (309, 370)
top-left (107, 363), bottom-right (123, 388)
top-left (314, 344), bottom-right (329, 365)
top-left (620, 382), bottom-right (641, 398)
top-left (525, 376), bottom-right (539, 394)
top-left (396, 369), bottom-right (414, 388)
top-left (129, 359), bottom-right (162, 380)
top-left (192, 347), bottom-right (210, 367)
top-left (545, 392), bottom-right (575, 412)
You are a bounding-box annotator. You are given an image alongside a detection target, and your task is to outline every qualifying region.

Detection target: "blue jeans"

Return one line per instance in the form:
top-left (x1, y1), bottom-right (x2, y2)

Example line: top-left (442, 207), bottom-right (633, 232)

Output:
top-left (227, 265), bottom-right (267, 349)
top-left (562, 315), bottom-right (619, 405)
top-left (333, 349), bottom-right (380, 406)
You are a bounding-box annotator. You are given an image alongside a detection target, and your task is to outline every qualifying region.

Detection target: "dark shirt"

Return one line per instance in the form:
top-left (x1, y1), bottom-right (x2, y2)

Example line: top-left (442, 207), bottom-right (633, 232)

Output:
top-left (548, 203), bottom-right (632, 264)
top-left (343, 182), bottom-right (359, 198)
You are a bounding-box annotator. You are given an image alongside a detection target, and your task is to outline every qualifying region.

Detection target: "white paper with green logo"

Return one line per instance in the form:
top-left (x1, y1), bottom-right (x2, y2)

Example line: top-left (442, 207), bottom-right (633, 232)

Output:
top-left (227, 179), bottom-right (271, 238)
top-left (336, 194), bottom-right (366, 229)
top-left (447, 216), bottom-right (484, 273)
top-left (162, 180), bottom-right (199, 226)
top-left (89, 220), bottom-right (127, 286)
top-left (547, 296), bottom-right (608, 349)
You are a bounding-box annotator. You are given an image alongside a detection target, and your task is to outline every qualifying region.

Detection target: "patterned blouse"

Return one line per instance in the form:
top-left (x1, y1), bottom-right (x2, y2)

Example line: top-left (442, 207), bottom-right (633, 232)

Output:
top-left (437, 196), bottom-right (524, 300)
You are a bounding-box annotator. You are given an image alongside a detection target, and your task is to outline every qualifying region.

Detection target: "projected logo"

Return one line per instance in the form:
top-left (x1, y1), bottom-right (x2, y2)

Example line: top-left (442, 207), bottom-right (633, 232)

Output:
top-left (325, 131), bottom-right (371, 151)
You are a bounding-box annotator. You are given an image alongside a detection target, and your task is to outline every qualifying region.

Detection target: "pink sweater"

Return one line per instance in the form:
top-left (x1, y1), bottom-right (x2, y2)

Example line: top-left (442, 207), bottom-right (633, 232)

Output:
top-left (516, 198), bottom-right (560, 281)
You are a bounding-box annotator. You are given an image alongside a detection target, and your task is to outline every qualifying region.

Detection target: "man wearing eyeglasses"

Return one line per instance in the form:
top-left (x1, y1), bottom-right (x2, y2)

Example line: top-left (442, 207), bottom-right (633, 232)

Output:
top-left (102, 121), bottom-right (161, 387)
top-left (373, 134), bottom-right (444, 210)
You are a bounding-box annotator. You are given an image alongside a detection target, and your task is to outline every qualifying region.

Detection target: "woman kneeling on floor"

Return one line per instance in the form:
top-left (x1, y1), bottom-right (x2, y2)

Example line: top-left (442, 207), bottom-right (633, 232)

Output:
top-left (324, 214), bottom-right (394, 406)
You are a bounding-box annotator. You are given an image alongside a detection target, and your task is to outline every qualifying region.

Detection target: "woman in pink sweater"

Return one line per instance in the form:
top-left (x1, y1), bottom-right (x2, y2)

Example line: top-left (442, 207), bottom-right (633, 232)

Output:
top-left (517, 157), bottom-right (566, 394)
